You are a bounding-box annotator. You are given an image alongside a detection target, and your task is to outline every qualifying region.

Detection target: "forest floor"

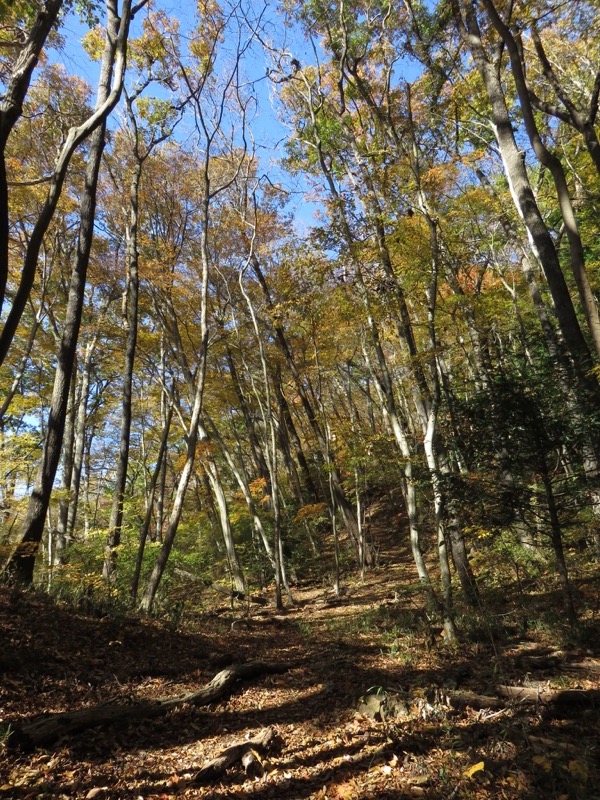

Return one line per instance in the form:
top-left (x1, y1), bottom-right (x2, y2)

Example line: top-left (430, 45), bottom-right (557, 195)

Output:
top-left (1, 526), bottom-right (600, 800)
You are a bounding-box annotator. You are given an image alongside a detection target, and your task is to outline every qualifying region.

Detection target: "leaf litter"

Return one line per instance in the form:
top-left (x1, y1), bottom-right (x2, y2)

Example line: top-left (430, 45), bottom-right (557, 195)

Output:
top-left (1, 539), bottom-right (599, 799)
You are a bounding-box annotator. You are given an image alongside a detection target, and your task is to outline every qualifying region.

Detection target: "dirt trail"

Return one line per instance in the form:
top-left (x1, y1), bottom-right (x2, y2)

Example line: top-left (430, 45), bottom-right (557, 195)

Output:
top-left (1, 533), bottom-right (599, 799)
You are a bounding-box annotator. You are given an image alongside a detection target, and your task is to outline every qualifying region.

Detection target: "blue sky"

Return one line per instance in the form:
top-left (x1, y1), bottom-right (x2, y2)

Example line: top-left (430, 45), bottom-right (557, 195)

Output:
top-left (47, 1), bottom-right (423, 235)
top-left (49, 1), bottom-right (318, 229)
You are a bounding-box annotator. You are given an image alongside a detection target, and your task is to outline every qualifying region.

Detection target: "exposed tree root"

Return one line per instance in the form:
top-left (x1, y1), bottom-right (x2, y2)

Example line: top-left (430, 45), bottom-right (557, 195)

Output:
top-left (193, 727), bottom-right (278, 783)
top-left (6, 661), bottom-right (291, 751)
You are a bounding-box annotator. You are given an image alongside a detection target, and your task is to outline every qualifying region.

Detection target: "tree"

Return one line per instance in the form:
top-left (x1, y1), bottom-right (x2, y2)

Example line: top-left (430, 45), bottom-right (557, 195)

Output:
top-left (0, 0), bottom-right (64, 311)
top-left (3, 0), bottom-right (138, 585)
top-left (102, 18), bottom-right (182, 579)
top-left (139, 0), bottom-right (258, 612)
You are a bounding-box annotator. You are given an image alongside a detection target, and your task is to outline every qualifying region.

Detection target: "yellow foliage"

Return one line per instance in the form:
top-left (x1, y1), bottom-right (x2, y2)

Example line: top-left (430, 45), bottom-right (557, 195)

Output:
top-left (532, 755), bottom-right (552, 772)
top-left (566, 758), bottom-right (589, 781)
top-left (248, 476), bottom-right (267, 500)
top-left (82, 26), bottom-right (105, 61)
top-left (195, 440), bottom-right (218, 460)
top-left (294, 502), bottom-right (327, 522)
top-left (229, 508), bottom-right (250, 525)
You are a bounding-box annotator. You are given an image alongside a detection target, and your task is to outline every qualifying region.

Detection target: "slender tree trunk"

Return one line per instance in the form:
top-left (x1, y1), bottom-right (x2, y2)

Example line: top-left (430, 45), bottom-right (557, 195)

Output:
top-left (453, 0), bottom-right (597, 390)
top-left (0, 0), bottom-right (134, 366)
top-left (139, 138), bottom-right (213, 611)
top-left (274, 366), bottom-right (318, 503)
top-left (0, 0), bottom-right (64, 312)
top-left (482, 0), bottom-right (600, 360)
top-left (0, 307), bottom-right (42, 424)
top-left (131, 404), bottom-right (173, 604)
top-left (538, 455), bottom-right (577, 627)
top-left (104, 153), bottom-right (142, 579)
top-left (240, 240), bottom-right (291, 606)
top-left (54, 369), bottom-right (77, 564)
top-left (2, 3), bottom-right (133, 584)
top-left (66, 337), bottom-right (97, 541)
top-left (205, 459), bottom-right (245, 594)
top-left (205, 415), bottom-right (276, 569)
top-left (155, 341), bottom-right (169, 543)
top-left (528, 26), bottom-right (600, 180)
top-left (4, 121), bottom-right (104, 583)
top-left (251, 256), bottom-right (365, 564)
top-left (224, 343), bottom-right (270, 483)
top-left (363, 336), bottom-right (438, 614)
top-left (139, 385), bottom-right (206, 613)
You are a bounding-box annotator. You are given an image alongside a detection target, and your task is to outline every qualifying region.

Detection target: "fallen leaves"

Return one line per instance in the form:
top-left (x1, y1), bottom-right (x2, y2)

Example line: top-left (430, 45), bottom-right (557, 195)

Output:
top-left (463, 759), bottom-right (485, 778)
top-left (1, 569), bottom-right (599, 800)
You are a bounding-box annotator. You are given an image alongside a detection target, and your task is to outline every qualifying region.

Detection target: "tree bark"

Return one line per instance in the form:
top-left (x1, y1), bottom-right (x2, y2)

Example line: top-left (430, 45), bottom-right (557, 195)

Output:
top-left (0, 0), bottom-right (136, 367)
top-left (3, 1), bottom-right (134, 585)
top-left (7, 661), bottom-right (291, 751)
top-left (194, 727), bottom-right (277, 783)
top-left (481, 0), bottom-right (600, 360)
top-left (0, 0), bottom-right (64, 311)
top-left (53, 369), bottom-right (77, 564)
top-left (205, 458), bottom-right (245, 595)
top-left (252, 258), bottom-right (366, 565)
top-left (103, 151), bottom-right (143, 579)
top-left (131, 404), bottom-right (173, 603)
top-left (66, 335), bottom-right (98, 541)
top-left (452, 0), bottom-right (597, 387)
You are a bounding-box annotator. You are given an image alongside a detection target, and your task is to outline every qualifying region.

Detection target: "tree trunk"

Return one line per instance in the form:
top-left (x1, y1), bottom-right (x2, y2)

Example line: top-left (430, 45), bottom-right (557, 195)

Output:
top-left (0, 0), bottom-right (64, 311)
top-left (103, 152), bottom-right (142, 580)
top-left (140, 171), bottom-right (212, 611)
top-left (453, 0), bottom-right (597, 388)
top-left (251, 256), bottom-right (366, 563)
top-left (0, 0), bottom-right (133, 366)
top-left (66, 337), bottom-right (97, 541)
top-left (131, 404), bottom-right (173, 604)
top-left (363, 334), bottom-right (438, 614)
top-left (2, 2), bottom-right (133, 584)
top-left (205, 414), bottom-right (276, 569)
top-left (139, 405), bottom-right (206, 613)
top-left (7, 661), bottom-right (290, 751)
top-left (54, 369), bottom-right (77, 564)
top-left (537, 452), bottom-right (577, 627)
top-left (482, 0), bottom-right (600, 360)
top-left (205, 459), bottom-right (245, 595)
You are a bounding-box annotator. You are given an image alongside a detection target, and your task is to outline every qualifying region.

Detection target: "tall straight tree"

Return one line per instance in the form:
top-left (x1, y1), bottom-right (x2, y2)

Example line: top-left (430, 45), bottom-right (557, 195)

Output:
top-left (0, 0), bottom-right (63, 312)
top-left (0, 1), bottom-right (146, 368)
top-left (139, 1), bottom-right (257, 612)
top-left (3, 0), bottom-right (138, 585)
top-left (103, 81), bottom-right (180, 579)
top-left (450, 0), bottom-right (598, 390)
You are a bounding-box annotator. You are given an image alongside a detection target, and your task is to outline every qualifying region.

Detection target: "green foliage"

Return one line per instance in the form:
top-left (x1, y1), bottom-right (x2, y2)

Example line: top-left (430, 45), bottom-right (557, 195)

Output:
top-left (136, 97), bottom-right (175, 131)
top-left (72, 0), bottom-right (102, 28)
top-left (451, 354), bottom-right (592, 548)
top-left (0, 0), bottom-right (39, 25)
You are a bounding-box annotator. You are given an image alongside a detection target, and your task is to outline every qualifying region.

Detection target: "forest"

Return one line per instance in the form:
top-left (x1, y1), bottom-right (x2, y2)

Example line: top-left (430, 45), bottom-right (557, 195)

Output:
top-left (1, 1), bottom-right (600, 798)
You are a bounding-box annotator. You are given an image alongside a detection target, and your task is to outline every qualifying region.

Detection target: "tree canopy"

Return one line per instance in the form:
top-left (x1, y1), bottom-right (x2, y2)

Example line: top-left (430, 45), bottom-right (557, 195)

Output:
top-left (0, 0), bottom-right (599, 635)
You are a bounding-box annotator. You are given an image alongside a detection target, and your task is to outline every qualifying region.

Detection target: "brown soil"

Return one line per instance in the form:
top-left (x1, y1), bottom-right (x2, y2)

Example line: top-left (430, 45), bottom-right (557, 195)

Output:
top-left (1, 539), bottom-right (599, 800)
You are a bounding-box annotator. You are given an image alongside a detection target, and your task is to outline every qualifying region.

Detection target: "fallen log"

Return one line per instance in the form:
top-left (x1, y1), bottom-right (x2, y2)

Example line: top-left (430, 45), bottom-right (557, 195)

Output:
top-left (560, 658), bottom-right (600, 676)
top-left (443, 690), bottom-right (505, 711)
top-left (496, 685), bottom-right (555, 704)
top-left (527, 734), bottom-right (578, 753)
top-left (6, 661), bottom-right (291, 751)
top-left (517, 653), bottom-right (600, 675)
top-left (496, 685), bottom-right (600, 710)
top-left (194, 727), bottom-right (277, 783)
